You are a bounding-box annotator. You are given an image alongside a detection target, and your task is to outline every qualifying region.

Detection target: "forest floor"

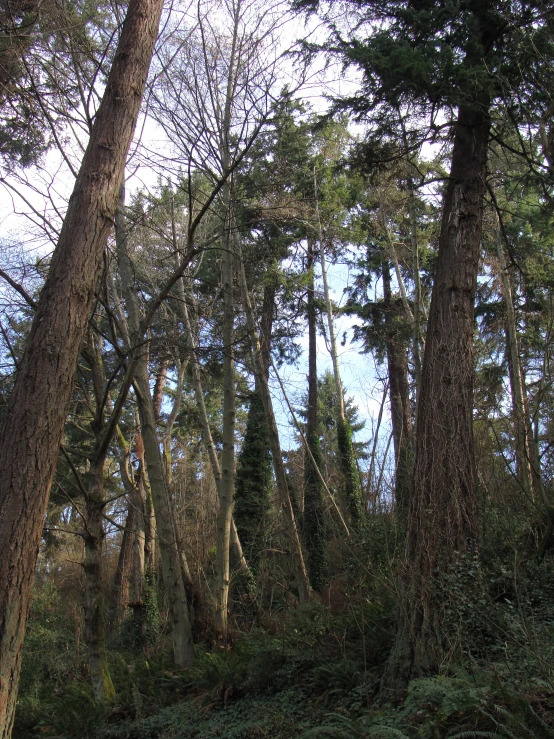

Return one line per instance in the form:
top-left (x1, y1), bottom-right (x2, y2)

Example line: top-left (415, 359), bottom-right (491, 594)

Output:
top-left (16, 593), bottom-right (554, 739)
top-left (15, 538), bottom-right (554, 739)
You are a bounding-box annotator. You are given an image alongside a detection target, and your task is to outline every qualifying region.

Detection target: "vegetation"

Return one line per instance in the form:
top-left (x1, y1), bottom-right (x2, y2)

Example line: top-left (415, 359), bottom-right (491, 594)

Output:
top-left (1, 0), bottom-right (554, 737)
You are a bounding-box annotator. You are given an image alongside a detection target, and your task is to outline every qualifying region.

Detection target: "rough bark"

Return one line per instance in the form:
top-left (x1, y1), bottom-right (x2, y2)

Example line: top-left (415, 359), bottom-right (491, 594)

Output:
top-left (83, 460), bottom-right (115, 705)
top-left (111, 494), bottom-right (138, 627)
top-left (0, 0), bottom-right (163, 728)
top-left (383, 104), bottom-right (490, 689)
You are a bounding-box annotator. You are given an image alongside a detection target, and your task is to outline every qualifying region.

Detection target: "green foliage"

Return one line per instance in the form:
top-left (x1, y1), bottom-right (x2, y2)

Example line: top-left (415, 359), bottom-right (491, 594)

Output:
top-left (16, 683), bottom-right (106, 739)
top-left (304, 433), bottom-right (328, 591)
top-left (17, 581), bottom-right (78, 699)
top-left (302, 675), bottom-right (554, 739)
top-left (234, 390), bottom-right (273, 573)
top-left (336, 417), bottom-right (363, 525)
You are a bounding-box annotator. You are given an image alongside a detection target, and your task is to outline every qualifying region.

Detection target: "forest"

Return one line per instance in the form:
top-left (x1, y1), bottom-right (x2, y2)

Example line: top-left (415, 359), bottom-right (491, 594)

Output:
top-left (1, 0), bottom-right (554, 737)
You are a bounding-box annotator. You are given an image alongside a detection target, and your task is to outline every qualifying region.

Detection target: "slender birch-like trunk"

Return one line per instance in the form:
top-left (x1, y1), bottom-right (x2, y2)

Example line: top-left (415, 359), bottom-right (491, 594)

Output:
top-left (214, 188), bottom-right (236, 637)
top-left (495, 229), bottom-right (535, 500)
top-left (315, 171), bottom-right (362, 524)
top-left (116, 189), bottom-right (194, 668)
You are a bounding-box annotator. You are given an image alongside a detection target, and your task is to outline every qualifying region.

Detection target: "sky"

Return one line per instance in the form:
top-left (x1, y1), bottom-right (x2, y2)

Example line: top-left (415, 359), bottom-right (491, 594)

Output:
top-left (0, 2), bottom-right (393, 475)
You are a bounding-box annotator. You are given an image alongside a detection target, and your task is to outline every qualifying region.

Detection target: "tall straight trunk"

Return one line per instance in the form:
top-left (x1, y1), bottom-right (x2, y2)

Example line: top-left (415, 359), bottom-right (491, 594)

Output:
top-left (83, 460), bottom-right (115, 705)
top-left (177, 274), bottom-right (249, 575)
top-left (495, 232), bottom-right (554, 554)
top-left (239, 253), bottom-right (312, 603)
top-left (131, 484), bottom-right (146, 604)
top-left (409, 181), bottom-right (424, 410)
top-left (111, 440), bottom-right (142, 628)
top-left (382, 262), bottom-right (413, 516)
top-left (215, 193), bottom-right (236, 637)
top-left (316, 180), bottom-right (362, 524)
top-left (304, 241), bottom-right (328, 591)
top-left (383, 104), bottom-right (490, 689)
top-left (0, 0), bottom-right (163, 730)
top-left (111, 495), bottom-right (138, 626)
top-left (495, 230), bottom-right (534, 499)
top-left (139, 459), bottom-right (160, 642)
top-left (400, 116), bottom-right (425, 409)
top-left (134, 336), bottom-right (194, 666)
top-left (116, 190), bottom-right (194, 668)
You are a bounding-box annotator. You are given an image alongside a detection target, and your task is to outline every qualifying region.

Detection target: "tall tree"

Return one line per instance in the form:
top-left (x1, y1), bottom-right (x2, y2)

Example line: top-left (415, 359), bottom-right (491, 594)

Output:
top-left (303, 240), bottom-right (328, 591)
top-left (0, 0), bottom-right (164, 731)
top-left (296, 0), bottom-right (554, 687)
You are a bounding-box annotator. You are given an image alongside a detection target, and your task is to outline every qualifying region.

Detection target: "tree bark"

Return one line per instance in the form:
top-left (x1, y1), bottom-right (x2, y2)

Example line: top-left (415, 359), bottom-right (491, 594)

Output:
top-left (316, 174), bottom-right (362, 524)
top-left (239, 252), bottom-right (312, 603)
top-left (215, 193), bottom-right (236, 638)
top-left (382, 262), bottom-right (413, 517)
top-left (0, 0), bottom-right (163, 728)
top-left (116, 189), bottom-right (194, 668)
top-left (303, 241), bottom-right (328, 591)
top-left (383, 104), bottom-right (490, 689)
top-left (83, 460), bottom-right (115, 705)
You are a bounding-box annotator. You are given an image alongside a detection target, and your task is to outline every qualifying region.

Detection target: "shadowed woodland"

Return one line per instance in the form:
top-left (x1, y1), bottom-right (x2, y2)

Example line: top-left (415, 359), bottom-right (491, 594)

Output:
top-left (2, 0), bottom-right (554, 737)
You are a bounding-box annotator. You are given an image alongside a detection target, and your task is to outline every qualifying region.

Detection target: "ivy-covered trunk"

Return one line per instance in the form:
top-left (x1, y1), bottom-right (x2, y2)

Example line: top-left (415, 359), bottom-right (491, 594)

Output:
top-left (303, 241), bottom-right (327, 591)
top-left (234, 285), bottom-right (275, 574)
top-left (239, 254), bottom-right (312, 603)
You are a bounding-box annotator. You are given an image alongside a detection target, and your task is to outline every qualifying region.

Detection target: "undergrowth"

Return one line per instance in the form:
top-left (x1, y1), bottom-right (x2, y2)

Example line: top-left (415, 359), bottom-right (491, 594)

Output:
top-left (14, 531), bottom-right (554, 739)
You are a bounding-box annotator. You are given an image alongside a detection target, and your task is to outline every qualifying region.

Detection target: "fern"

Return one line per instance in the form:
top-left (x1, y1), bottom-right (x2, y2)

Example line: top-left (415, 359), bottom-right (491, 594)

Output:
top-left (301, 712), bottom-right (410, 738)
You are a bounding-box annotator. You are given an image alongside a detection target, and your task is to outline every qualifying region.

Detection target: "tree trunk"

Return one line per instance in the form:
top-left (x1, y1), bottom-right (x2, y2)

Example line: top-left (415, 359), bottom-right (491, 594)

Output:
top-left (152, 357), bottom-right (169, 422)
top-left (234, 285), bottom-right (275, 574)
top-left (383, 104), bottom-right (490, 689)
top-left (382, 262), bottom-right (413, 517)
top-left (0, 0), bottom-right (163, 727)
top-left (111, 495), bottom-right (137, 628)
top-left (116, 189), bottom-right (194, 668)
top-left (316, 175), bottom-right (362, 524)
top-left (303, 241), bottom-right (328, 591)
top-left (83, 461), bottom-right (115, 705)
top-left (214, 194), bottom-right (236, 638)
top-left (239, 252), bottom-right (312, 603)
